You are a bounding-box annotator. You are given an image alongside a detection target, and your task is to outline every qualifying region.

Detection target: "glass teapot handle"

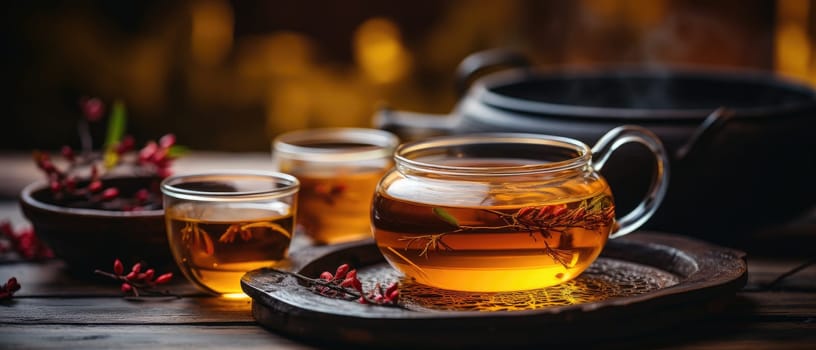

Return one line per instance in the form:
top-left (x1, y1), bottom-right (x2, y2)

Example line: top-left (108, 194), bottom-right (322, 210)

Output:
top-left (591, 125), bottom-right (670, 239)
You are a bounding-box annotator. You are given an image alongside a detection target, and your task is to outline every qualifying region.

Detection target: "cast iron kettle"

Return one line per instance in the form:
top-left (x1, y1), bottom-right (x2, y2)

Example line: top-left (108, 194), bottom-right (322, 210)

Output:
top-left (376, 49), bottom-right (816, 244)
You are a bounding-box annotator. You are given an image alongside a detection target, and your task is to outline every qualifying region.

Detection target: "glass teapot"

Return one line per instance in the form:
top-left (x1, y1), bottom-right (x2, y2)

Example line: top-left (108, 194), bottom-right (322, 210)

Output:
top-left (371, 126), bottom-right (669, 292)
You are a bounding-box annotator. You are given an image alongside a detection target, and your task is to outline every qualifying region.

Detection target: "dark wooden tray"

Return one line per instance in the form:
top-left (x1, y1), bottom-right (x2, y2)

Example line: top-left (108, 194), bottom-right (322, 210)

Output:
top-left (241, 231), bottom-right (747, 348)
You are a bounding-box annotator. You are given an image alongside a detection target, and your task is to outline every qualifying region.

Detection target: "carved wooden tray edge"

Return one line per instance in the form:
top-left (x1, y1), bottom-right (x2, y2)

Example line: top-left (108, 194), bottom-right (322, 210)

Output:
top-left (242, 231), bottom-right (747, 347)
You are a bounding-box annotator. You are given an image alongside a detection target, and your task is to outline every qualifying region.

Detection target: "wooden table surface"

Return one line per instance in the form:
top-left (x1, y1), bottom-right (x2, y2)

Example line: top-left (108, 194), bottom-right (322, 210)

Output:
top-left (1, 153), bottom-right (815, 349)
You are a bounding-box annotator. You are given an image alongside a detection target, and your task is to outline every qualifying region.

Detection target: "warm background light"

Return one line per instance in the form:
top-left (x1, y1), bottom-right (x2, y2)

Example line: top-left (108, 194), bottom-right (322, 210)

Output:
top-left (190, 0), bottom-right (234, 67)
top-left (354, 17), bottom-right (412, 84)
top-left (3, 0), bottom-right (814, 152)
top-left (775, 0), bottom-right (816, 85)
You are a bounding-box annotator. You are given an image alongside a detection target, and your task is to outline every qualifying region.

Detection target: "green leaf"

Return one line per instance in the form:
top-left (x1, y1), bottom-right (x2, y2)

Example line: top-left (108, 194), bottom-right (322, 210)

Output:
top-left (101, 100), bottom-right (127, 169)
top-left (588, 195), bottom-right (612, 213)
top-left (104, 100), bottom-right (127, 150)
top-left (432, 207), bottom-right (459, 227)
top-left (166, 145), bottom-right (190, 158)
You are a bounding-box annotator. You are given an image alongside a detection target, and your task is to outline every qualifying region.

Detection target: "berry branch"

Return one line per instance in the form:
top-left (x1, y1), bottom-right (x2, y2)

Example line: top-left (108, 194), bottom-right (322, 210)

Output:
top-left (94, 259), bottom-right (176, 298)
top-left (0, 220), bottom-right (53, 261)
top-left (33, 97), bottom-right (186, 211)
top-left (269, 263), bottom-right (400, 306)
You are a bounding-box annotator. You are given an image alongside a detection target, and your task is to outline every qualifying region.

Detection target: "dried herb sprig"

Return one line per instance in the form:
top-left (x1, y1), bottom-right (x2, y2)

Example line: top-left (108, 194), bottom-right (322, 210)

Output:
top-left (401, 196), bottom-right (615, 267)
top-left (94, 259), bottom-right (177, 298)
top-left (180, 221), bottom-right (293, 257)
top-left (312, 183), bottom-right (347, 205)
top-left (270, 264), bottom-right (400, 307)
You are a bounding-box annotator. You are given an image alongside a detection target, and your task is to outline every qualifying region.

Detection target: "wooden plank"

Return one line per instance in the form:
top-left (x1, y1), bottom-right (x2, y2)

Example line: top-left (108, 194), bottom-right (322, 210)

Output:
top-left (1, 321), bottom-right (814, 350)
top-left (0, 297), bottom-right (255, 324)
top-left (744, 257), bottom-right (816, 290)
top-left (736, 292), bottom-right (816, 318)
top-left (617, 321), bottom-right (816, 350)
top-left (0, 324), bottom-right (317, 350)
top-left (1, 291), bottom-right (811, 326)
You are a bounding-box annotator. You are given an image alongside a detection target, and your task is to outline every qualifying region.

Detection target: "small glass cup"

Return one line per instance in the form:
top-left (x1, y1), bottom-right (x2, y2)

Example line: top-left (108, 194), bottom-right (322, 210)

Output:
top-left (273, 128), bottom-right (399, 245)
top-left (161, 171), bottom-right (299, 295)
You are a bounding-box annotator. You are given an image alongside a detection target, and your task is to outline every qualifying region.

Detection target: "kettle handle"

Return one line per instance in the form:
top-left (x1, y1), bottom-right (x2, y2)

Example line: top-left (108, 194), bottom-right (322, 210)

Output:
top-left (455, 48), bottom-right (531, 95)
top-left (675, 107), bottom-right (735, 161)
top-left (592, 125), bottom-right (670, 239)
top-left (373, 107), bottom-right (458, 140)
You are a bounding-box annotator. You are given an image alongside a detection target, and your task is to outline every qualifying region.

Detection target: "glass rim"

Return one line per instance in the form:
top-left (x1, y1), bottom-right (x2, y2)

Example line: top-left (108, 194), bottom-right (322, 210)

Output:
top-left (394, 133), bottom-right (592, 176)
top-left (273, 127), bottom-right (399, 162)
top-left (160, 170), bottom-right (299, 202)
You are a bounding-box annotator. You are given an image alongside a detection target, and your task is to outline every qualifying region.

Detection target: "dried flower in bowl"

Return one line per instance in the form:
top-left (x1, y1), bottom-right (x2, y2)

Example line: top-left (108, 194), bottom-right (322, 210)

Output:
top-left (19, 97), bottom-right (186, 272)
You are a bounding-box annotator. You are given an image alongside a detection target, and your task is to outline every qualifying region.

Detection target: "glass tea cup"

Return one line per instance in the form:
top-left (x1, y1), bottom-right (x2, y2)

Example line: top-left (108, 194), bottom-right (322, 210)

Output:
top-left (372, 126), bottom-right (669, 292)
top-left (161, 171), bottom-right (299, 295)
top-left (273, 128), bottom-right (399, 245)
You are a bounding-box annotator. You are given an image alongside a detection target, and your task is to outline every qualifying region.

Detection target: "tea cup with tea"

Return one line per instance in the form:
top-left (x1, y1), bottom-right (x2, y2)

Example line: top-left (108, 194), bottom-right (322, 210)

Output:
top-left (161, 171), bottom-right (299, 295)
top-left (273, 128), bottom-right (399, 245)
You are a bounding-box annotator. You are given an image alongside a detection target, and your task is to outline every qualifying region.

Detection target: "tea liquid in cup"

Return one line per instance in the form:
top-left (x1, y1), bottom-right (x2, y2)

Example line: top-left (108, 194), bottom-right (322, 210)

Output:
top-left (161, 171), bottom-right (299, 295)
top-left (273, 128), bottom-right (398, 244)
top-left (372, 126), bottom-right (669, 292)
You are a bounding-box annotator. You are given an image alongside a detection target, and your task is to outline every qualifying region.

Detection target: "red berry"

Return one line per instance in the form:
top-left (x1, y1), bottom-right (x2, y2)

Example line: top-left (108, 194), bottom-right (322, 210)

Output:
top-left (120, 283), bottom-right (133, 293)
top-left (64, 177), bottom-right (77, 192)
top-left (135, 189), bottom-right (149, 203)
top-left (88, 180), bottom-right (103, 193)
top-left (0, 221), bottom-right (12, 236)
top-left (154, 272), bottom-right (173, 284)
top-left (49, 180), bottom-right (61, 193)
top-left (80, 97), bottom-right (105, 122)
top-left (40, 160), bottom-right (56, 174)
top-left (537, 205), bottom-right (553, 218)
top-left (319, 271), bottom-right (333, 281)
top-left (517, 207), bottom-right (534, 218)
top-left (139, 141), bottom-right (158, 163)
top-left (113, 259), bottom-right (124, 275)
top-left (61, 146), bottom-right (75, 162)
top-left (101, 187), bottom-right (119, 201)
top-left (156, 166), bottom-right (172, 178)
top-left (551, 204), bottom-right (568, 217)
top-left (131, 262), bottom-right (142, 273)
top-left (151, 147), bottom-right (168, 163)
top-left (386, 289), bottom-right (399, 303)
top-left (159, 134), bottom-right (176, 148)
top-left (385, 282), bottom-right (398, 296)
top-left (125, 271), bottom-right (137, 281)
top-left (143, 269), bottom-right (155, 280)
top-left (334, 264), bottom-right (350, 280)
top-left (7, 277), bottom-right (20, 292)
top-left (116, 136), bottom-right (135, 154)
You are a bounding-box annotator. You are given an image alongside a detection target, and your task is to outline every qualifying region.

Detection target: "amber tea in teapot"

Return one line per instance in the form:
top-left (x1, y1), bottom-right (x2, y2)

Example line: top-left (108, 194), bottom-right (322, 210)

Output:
top-left (372, 127), bottom-right (668, 292)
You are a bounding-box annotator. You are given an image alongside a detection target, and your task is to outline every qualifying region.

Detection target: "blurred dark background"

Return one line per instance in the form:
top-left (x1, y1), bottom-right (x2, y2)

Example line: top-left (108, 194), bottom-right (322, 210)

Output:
top-left (3, 0), bottom-right (814, 152)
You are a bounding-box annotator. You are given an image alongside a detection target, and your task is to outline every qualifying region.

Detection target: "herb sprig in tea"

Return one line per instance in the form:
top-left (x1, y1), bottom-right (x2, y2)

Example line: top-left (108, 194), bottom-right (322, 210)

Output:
top-left (180, 221), bottom-right (293, 256)
top-left (400, 195), bottom-right (615, 268)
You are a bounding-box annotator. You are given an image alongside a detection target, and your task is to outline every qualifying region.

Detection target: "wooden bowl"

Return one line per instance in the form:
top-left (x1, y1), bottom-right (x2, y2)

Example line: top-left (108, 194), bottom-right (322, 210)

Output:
top-left (19, 176), bottom-right (173, 273)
